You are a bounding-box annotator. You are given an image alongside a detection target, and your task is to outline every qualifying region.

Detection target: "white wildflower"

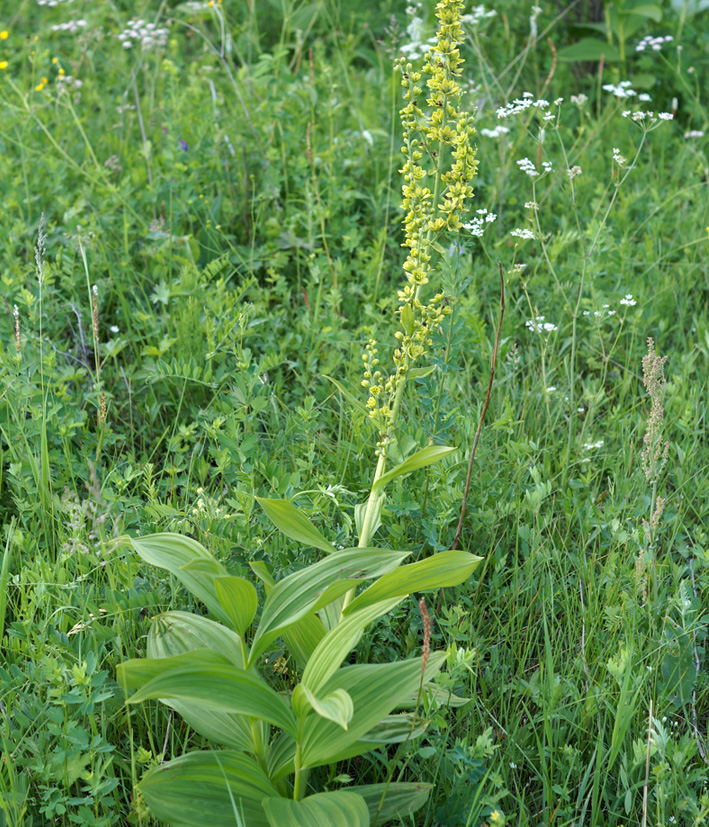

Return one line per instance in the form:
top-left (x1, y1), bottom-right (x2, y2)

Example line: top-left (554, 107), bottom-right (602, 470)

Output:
top-left (511, 228), bottom-right (535, 240)
top-left (620, 294), bottom-right (637, 306)
top-left (516, 157), bottom-right (538, 177)
top-left (526, 316), bottom-right (557, 333)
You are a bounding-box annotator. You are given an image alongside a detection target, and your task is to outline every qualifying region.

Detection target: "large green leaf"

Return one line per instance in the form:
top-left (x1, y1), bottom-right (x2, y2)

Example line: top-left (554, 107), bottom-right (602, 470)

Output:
top-left (130, 533), bottom-right (231, 625)
top-left (358, 713), bottom-right (429, 743)
top-left (282, 614), bottom-right (327, 670)
top-left (249, 548), bottom-right (409, 665)
top-left (266, 732), bottom-right (297, 780)
top-left (292, 685), bottom-right (354, 730)
top-left (215, 576), bottom-right (258, 637)
top-left (558, 37), bottom-right (620, 62)
top-left (351, 782), bottom-right (432, 823)
top-left (147, 611), bottom-right (245, 667)
top-left (300, 652), bottom-right (446, 768)
top-left (256, 497), bottom-right (336, 553)
top-left (139, 749), bottom-right (277, 827)
top-left (302, 598), bottom-right (402, 694)
top-left (119, 649), bottom-right (298, 737)
top-left (146, 612), bottom-right (261, 752)
top-left (344, 551), bottom-right (482, 615)
top-left (263, 791), bottom-right (370, 827)
top-left (372, 445), bottom-right (456, 493)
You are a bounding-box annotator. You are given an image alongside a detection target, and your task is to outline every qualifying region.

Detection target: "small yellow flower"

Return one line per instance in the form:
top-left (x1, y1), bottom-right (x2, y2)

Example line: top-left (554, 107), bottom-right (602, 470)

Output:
top-left (51, 56), bottom-right (58, 64)
top-left (0, 31), bottom-right (8, 40)
top-left (0, 61), bottom-right (7, 70)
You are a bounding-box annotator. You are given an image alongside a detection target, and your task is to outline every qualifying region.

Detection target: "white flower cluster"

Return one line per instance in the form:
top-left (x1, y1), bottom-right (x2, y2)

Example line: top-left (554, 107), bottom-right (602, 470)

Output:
top-left (517, 157), bottom-right (538, 177)
top-left (526, 316), bottom-right (557, 333)
top-left (621, 110), bottom-right (673, 123)
top-left (636, 34), bottom-right (673, 52)
top-left (620, 294), bottom-right (637, 306)
top-left (497, 92), bottom-right (548, 118)
top-left (567, 165), bottom-right (582, 179)
top-left (480, 126), bottom-right (510, 138)
top-left (118, 19), bottom-right (169, 51)
top-left (602, 81), bottom-right (636, 99)
top-left (570, 93), bottom-right (588, 106)
top-left (51, 19), bottom-right (87, 34)
top-left (38, 0), bottom-right (74, 5)
top-left (512, 228), bottom-right (536, 240)
top-left (612, 147), bottom-right (627, 165)
top-left (463, 208), bottom-right (497, 237)
top-left (583, 439), bottom-right (604, 450)
top-left (583, 303), bottom-right (616, 319)
top-left (684, 130), bottom-right (705, 138)
top-left (461, 5), bottom-right (497, 27)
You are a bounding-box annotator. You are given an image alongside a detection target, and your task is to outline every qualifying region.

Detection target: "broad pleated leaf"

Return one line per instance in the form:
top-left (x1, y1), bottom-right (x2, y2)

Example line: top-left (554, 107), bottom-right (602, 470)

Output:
top-left (292, 685), bottom-right (353, 730)
top-left (282, 614), bottom-right (327, 670)
top-left (351, 782), bottom-right (432, 823)
top-left (266, 732), bottom-right (296, 780)
top-left (358, 713), bottom-right (429, 743)
top-left (215, 576), bottom-right (258, 637)
top-left (344, 551), bottom-right (482, 615)
top-left (131, 533), bottom-right (231, 625)
top-left (300, 652), bottom-right (446, 768)
top-left (139, 749), bottom-right (277, 827)
top-left (147, 610), bottom-right (245, 667)
top-left (249, 548), bottom-right (409, 665)
top-left (256, 497), bottom-right (336, 553)
top-left (146, 612), bottom-right (262, 752)
top-left (302, 598), bottom-right (402, 695)
top-left (119, 649), bottom-right (298, 737)
top-left (372, 445), bottom-right (456, 493)
top-left (263, 791), bottom-right (370, 827)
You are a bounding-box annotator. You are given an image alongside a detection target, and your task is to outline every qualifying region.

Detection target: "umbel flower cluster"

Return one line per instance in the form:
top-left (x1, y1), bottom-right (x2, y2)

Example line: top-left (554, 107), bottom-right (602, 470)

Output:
top-left (362, 0), bottom-right (478, 448)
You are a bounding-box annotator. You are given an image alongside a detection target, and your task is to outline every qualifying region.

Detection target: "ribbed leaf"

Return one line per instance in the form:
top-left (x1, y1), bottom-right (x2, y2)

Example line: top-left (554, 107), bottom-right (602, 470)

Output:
top-left (249, 548), bottom-right (409, 665)
top-left (256, 497), bottom-right (336, 553)
top-left (300, 652), bottom-right (446, 768)
top-left (282, 614), bottom-right (327, 670)
top-left (292, 685), bottom-right (353, 730)
top-left (351, 782), bottom-right (432, 823)
top-left (302, 598), bottom-right (402, 694)
top-left (372, 445), bottom-right (456, 493)
top-left (215, 576), bottom-right (258, 637)
top-left (344, 551), bottom-right (482, 615)
top-left (139, 749), bottom-right (277, 827)
top-left (358, 713), bottom-right (429, 743)
top-left (147, 611), bottom-right (245, 667)
top-left (131, 533), bottom-right (231, 625)
top-left (119, 649), bottom-right (298, 737)
top-left (263, 791), bottom-right (370, 827)
top-left (147, 612), bottom-right (261, 752)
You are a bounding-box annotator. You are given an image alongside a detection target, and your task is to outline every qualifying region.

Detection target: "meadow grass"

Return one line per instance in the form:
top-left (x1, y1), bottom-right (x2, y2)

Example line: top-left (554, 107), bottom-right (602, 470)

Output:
top-left (0, 0), bottom-right (708, 824)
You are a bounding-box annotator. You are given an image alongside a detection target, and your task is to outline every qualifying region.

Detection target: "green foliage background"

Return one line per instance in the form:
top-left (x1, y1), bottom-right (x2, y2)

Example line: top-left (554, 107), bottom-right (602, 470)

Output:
top-left (0, 0), bottom-right (708, 824)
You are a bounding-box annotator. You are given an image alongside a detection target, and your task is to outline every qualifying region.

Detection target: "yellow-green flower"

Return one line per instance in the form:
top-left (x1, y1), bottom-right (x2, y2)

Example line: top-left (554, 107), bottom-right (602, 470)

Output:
top-left (364, 0), bottom-right (478, 438)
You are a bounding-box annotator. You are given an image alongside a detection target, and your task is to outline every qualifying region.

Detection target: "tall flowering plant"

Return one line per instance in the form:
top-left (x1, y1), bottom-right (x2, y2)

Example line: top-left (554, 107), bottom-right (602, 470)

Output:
top-left (117, 3), bottom-right (481, 825)
top-left (358, 0), bottom-right (479, 550)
